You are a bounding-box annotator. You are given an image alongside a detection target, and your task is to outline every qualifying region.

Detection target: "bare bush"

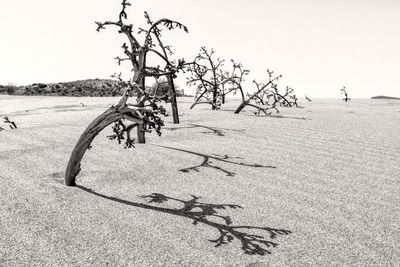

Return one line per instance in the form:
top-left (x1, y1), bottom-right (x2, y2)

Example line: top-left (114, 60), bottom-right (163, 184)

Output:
top-left (234, 70), bottom-right (298, 115)
top-left (186, 47), bottom-right (249, 110)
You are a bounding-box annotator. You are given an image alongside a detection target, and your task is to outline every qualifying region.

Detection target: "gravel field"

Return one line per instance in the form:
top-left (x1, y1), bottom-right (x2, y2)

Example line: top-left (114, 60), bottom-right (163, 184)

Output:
top-left (1, 95), bottom-right (399, 266)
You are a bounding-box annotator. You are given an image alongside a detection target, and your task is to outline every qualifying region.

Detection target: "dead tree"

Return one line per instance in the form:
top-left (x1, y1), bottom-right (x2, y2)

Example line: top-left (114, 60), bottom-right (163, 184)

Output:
top-left (234, 71), bottom-right (299, 115)
top-left (186, 47), bottom-right (247, 110)
top-left (65, 0), bottom-right (187, 186)
top-left (305, 95), bottom-right (312, 102)
top-left (234, 70), bottom-right (281, 115)
top-left (341, 86), bottom-right (350, 102)
top-left (219, 60), bottom-right (249, 104)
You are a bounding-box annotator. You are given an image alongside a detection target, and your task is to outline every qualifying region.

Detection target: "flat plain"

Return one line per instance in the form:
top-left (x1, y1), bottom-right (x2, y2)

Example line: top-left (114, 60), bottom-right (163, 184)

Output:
top-left (0, 95), bottom-right (399, 266)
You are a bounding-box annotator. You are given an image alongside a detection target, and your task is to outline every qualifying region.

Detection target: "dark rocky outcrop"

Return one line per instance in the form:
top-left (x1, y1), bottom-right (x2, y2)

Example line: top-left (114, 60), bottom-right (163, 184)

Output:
top-left (8, 79), bottom-right (121, 97)
top-left (1, 79), bottom-right (186, 97)
top-left (371, 95), bottom-right (400, 100)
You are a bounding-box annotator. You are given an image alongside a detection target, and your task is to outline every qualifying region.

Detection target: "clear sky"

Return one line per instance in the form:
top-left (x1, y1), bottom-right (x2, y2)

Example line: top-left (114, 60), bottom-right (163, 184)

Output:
top-left (1, 0), bottom-right (399, 98)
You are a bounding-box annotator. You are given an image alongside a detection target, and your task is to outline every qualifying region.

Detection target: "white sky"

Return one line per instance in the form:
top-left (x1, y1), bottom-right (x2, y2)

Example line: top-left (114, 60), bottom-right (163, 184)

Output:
top-left (1, 0), bottom-right (399, 98)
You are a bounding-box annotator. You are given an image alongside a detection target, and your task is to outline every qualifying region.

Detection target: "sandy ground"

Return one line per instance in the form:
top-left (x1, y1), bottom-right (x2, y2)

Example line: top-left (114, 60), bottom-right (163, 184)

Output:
top-left (0, 95), bottom-right (399, 266)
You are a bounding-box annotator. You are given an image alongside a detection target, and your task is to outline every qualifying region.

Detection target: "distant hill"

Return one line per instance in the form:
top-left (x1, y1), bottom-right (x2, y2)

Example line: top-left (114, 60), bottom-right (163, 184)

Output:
top-left (0, 79), bottom-right (186, 97)
top-left (371, 95), bottom-right (400, 100)
top-left (0, 79), bottom-right (120, 97)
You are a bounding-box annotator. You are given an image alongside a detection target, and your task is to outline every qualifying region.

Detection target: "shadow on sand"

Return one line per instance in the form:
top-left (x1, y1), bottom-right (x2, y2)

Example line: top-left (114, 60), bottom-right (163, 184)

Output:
top-left (269, 115), bottom-right (307, 120)
top-left (158, 146), bottom-right (276, 176)
top-left (75, 186), bottom-right (291, 255)
top-left (9, 103), bottom-right (109, 117)
top-left (165, 123), bottom-right (245, 136)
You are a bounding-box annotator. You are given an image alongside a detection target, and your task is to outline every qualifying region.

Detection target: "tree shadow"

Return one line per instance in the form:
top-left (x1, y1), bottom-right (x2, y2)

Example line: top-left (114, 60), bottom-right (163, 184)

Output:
top-left (75, 185), bottom-right (291, 255)
top-left (158, 146), bottom-right (276, 176)
top-left (269, 115), bottom-right (308, 120)
top-left (8, 104), bottom-right (109, 117)
top-left (165, 123), bottom-right (245, 136)
top-left (236, 111), bottom-right (308, 120)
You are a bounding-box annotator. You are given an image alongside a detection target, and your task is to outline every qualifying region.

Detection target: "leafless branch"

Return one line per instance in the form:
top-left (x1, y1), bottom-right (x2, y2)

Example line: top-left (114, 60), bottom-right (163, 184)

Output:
top-left (3, 116), bottom-right (17, 129)
top-left (235, 70), bottom-right (298, 115)
top-left (186, 47), bottom-right (249, 110)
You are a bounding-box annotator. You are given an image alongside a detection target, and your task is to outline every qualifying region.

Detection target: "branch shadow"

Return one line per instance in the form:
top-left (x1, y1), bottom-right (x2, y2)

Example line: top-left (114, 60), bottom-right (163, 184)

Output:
top-left (269, 115), bottom-right (308, 120)
top-left (236, 111), bottom-right (308, 120)
top-left (8, 104), bottom-right (110, 117)
top-left (165, 123), bottom-right (245, 136)
top-left (158, 146), bottom-right (276, 176)
top-left (75, 186), bottom-right (291, 255)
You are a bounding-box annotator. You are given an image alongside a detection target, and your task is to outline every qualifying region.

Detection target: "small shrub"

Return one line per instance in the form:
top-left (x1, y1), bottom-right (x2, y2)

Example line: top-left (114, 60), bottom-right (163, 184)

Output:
top-left (340, 86), bottom-right (350, 102)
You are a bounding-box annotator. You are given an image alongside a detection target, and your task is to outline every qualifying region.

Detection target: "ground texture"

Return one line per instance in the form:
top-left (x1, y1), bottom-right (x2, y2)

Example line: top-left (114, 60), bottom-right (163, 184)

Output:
top-left (1, 96), bottom-right (399, 266)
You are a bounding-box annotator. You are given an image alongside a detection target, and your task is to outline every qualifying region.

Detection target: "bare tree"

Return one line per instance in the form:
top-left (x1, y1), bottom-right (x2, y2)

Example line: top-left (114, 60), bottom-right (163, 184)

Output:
top-left (234, 71), bottom-right (298, 116)
top-left (305, 95), bottom-right (312, 102)
top-left (234, 70), bottom-right (281, 115)
top-left (65, 0), bottom-right (188, 186)
top-left (186, 47), bottom-right (248, 110)
top-left (340, 86), bottom-right (350, 102)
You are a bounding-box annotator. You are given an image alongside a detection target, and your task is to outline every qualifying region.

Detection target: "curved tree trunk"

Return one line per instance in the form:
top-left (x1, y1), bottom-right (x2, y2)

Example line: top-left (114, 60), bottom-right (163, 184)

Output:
top-left (234, 100), bottom-right (249, 114)
top-left (233, 85), bottom-right (247, 114)
top-left (276, 93), bottom-right (292, 107)
top-left (189, 101), bottom-right (198, 109)
top-left (190, 88), bottom-right (209, 109)
top-left (65, 105), bottom-right (143, 186)
top-left (190, 101), bottom-right (216, 109)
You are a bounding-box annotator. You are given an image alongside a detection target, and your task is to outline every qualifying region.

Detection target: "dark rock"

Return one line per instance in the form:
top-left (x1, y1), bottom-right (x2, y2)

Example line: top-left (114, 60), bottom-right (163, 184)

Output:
top-left (371, 95), bottom-right (400, 100)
